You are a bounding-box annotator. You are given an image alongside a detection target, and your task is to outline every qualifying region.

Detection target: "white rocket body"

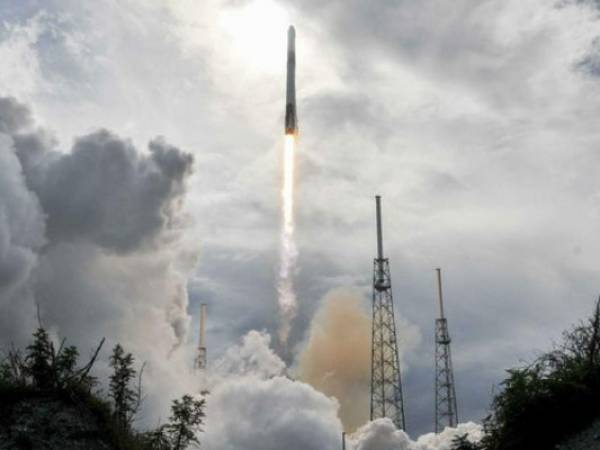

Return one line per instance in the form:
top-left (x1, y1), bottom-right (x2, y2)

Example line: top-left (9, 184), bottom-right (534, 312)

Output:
top-left (285, 26), bottom-right (298, 135)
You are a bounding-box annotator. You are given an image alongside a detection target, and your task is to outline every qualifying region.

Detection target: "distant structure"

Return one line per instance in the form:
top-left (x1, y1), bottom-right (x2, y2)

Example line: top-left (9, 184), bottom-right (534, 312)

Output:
top-left (434, 268), bottom-right (458, 432)
top-left (194, 303), bottom-right (207, 371)
top-left (370, 195), bottom-right (406, 430)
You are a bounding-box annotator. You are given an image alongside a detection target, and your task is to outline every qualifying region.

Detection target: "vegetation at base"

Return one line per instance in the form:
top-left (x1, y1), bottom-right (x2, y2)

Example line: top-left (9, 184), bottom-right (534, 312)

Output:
top-left (451, 433), bottom-right (481, 450)
top-left (451, 297), bottom-right (600, 450)
top-left (0, 328), bottom-right (205, 450)
top-left (110, 344), bottom-right (144, 433)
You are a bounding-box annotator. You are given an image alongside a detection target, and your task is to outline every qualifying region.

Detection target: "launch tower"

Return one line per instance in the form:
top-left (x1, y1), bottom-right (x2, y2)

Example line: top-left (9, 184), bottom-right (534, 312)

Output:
top-left (434, 268), bottom-right (458, 432)
top-left (194, 303), bottom-right (207, 371)
top-left (370, 195), bottom-right (406, 430)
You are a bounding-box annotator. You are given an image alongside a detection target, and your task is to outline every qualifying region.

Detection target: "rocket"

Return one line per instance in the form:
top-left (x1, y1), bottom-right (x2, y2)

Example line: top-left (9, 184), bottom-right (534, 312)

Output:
top-left (285, 26), bottom-right (298, 135)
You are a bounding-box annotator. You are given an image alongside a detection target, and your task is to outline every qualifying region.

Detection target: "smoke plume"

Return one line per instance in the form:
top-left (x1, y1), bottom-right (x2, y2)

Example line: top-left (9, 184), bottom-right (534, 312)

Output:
top-left (204, 329), bottom-right (480, 450)
top-left (277, 134), bottom-right (298, 346)
top-left (0, 96), bottom-right (483, 447)
top-left (204, 330), bottom-right (343, 450)
top-left (0, 96), bottom-right (198, 424)
top-left (297, 288), bottom-right (370, 430)
top-left (298, 288), bottom-right (421, 431)
top-left (349, 418), bottom-right (483, 450)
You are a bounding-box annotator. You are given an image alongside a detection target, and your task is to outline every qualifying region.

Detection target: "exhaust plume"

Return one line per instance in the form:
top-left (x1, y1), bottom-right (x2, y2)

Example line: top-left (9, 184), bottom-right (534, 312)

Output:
top-left (298, 288), bottom-right (371, 431)
top-left (278, 134), bottom-right (298, 345)
top-left (298, 288), bottom-right (422, 431)
top-left (278, 25), bottom-right (299, 347)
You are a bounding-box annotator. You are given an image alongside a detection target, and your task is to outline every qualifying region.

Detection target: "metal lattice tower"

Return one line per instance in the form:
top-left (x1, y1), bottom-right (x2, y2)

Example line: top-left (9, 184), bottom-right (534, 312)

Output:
top-left (370, 195), bottom-right (406, 430)
top-left (194, 303), bottom-right (207, 371)
top-left (434, 268), bottom-right (458, 433)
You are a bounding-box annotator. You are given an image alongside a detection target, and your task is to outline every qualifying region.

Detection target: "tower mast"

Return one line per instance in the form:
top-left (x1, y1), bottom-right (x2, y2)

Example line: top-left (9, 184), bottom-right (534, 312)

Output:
top-left (194, 303), bottom-right (207, 371)
top-left (370, 195), bottom-right (406, 430)
top-left (434, 268), bottom-right (458, 432)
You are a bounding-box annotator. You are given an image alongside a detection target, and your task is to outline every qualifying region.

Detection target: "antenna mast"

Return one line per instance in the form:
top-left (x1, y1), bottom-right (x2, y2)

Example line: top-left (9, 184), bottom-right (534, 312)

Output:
top-left (194, 303), bottom-right (207, 371)
top-left (434, 268), bottom-right (458, 432)
top-left (370, 195), bottom-right (406, 430)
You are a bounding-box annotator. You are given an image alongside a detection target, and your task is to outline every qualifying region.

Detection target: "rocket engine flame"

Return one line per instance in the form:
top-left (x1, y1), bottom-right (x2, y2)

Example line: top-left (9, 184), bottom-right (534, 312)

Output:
top-left (278, 133), bottom-right (298, 345)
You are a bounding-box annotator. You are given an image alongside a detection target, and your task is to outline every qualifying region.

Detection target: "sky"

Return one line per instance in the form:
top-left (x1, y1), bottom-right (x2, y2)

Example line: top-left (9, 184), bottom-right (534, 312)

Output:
top-left (1, 0), bottom-right (600, 446)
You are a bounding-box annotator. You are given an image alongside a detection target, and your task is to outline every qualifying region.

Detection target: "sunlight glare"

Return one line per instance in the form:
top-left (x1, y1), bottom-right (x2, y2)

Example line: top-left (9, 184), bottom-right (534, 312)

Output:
top-left (218, 0), bottom-right (290, 73)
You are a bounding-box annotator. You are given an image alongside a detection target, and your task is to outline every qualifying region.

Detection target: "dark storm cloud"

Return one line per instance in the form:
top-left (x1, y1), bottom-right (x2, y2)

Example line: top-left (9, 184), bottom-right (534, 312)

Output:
top-left (10, 121), bottom-right (193, 252)
top-left (0, 97), bottom-right (194, 255)
top-left (36, 132), bottom-right (191, 252)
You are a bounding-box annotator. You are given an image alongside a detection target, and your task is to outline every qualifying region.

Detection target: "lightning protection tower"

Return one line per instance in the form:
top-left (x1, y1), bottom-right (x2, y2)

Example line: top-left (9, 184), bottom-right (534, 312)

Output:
top-left (434, 268), bottom-right (458, 432)
top-left (370, 195), bottom-right (406, 430)
top-left (194, 303), bottom-right (207, 371)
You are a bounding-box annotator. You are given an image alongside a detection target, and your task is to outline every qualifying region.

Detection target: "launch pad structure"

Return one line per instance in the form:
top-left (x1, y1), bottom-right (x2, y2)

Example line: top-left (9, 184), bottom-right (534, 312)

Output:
top-left (194, 303), bottom-right (207, 371)
top-left (434, 268), bottom-right (458, 432)
top-left (370, 195), bottom-right (406, 430)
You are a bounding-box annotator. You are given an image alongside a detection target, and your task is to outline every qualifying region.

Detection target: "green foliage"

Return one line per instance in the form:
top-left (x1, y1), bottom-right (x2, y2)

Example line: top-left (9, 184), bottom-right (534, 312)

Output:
top-left (109, 344), bottom-right (141, 431)
top-left (24, 327), bottom-right (54, 389)
top-left (451, 433), bottom-right (481, 450)
top-left (0, 328), bottom-right (205, 450)
top-left (0, 361), bottom-right (13, 387)
top-left (164, 394), bottom-right (206, 450)
top-left (481, 298), bottom-right (600, 450)
top-left (56, 345), bottom-right (79, 380)
top-left (139, 428), bottom-right (173, 450)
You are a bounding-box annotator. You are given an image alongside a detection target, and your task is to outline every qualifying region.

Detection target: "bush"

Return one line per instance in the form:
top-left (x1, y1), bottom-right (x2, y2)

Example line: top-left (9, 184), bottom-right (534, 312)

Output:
top-left (481, 298), bottom-right (600, 450)
top-left (0, 328), bottom-right (205, 449)
top-left (451, 433), bottom-right (482, 450)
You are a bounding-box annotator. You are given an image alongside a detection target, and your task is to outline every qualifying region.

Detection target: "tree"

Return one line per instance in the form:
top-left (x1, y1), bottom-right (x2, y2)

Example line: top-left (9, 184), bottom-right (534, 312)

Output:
top-left (54, 344), bottom-right (79, 388)
top-left (109, 344), bottom-right (141, 430)
top-left (481, 297), bottom-right (600, 450)
top-left (140, 428), bottom-right (173, 450)
top-left (24, 328), bottom-right (54, 389)
top-left (451, 433), bottom-right (481, 450)
top-left (164, 394), bottom-right (205, 450)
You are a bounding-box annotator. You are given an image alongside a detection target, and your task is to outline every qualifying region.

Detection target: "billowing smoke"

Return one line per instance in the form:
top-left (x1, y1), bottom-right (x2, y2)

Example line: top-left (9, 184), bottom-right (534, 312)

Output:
top-left (297, 288), bottom-right (371, 430)
top-left (349, 418), bottom-right (483, 450)
top-left (0, 97), bottom-right (482, 446)
top-left (203, 329), bottom-right (480, 450)
top-left (297, 288), bottom-right (421, 431)
top-left (0, 117), bottom-right (45, 341)
top-left (0, 96), bottom-right (198, 423)
top-left (204, 330), bottom-right (343, 450)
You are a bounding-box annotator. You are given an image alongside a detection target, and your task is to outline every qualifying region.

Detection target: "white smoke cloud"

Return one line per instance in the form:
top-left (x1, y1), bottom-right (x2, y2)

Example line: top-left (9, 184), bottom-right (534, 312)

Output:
top-left (212, 330), bottom-right (286, 379)
top-left (349, 418), bottom-right (482, 450)
top-left (0, 132), bottom-right (45, 342)
top-left (202, 329), bottom-right (481, 450)
top-left (0, 96), bottom-right (199, 425)
top-left (203, 330), bottom-right (343, 450)
top-left (0, 95), bottom-right (485, 445)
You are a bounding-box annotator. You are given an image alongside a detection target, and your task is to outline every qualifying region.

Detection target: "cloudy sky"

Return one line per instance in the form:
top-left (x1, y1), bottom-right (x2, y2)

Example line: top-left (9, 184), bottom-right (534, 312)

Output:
top-left (2, 0), bottom-right (600, 445)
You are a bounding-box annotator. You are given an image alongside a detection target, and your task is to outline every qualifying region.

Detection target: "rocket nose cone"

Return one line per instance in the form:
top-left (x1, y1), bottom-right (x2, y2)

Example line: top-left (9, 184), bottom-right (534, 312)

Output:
top-left (288, 25), bottom-right (295, 37)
